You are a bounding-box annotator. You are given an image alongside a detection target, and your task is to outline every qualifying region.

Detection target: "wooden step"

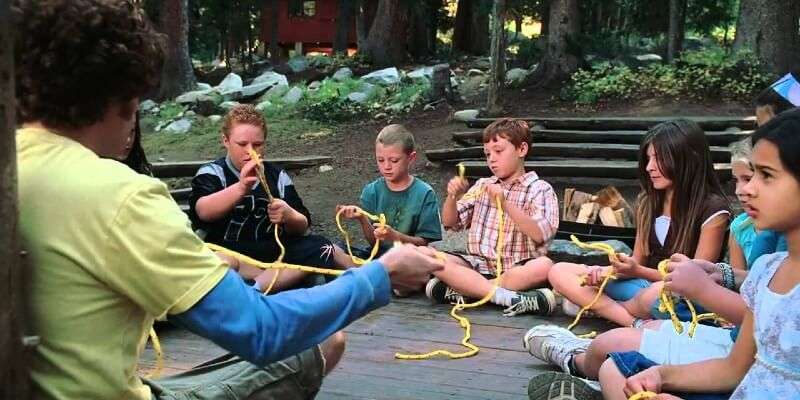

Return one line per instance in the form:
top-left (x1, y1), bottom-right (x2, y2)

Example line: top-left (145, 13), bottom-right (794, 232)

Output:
top-left (452, 129), bottom-right (752, 147)
top-left (457, 159), bottom-right (732, 181)
top-left (427, 143), bottom-right (731, 163)
top-left (152, 155), bottom-right (333, 179)
top-left (464, 116), bottom-right (757, 131)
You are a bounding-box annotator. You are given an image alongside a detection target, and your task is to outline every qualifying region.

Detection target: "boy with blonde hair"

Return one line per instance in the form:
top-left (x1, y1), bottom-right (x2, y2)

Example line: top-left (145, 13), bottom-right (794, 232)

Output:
top-left (429, 118), bottom-right (559, 316)
top-left (336, 124), bottom-right (442, 270)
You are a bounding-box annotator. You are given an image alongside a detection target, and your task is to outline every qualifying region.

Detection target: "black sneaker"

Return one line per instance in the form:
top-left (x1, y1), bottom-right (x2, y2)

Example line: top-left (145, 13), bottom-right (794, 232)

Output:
top-left (425, 277), bottom-right (465, 304)
top-left (503, 288), bottom-right (557, 317)
top-left (527, 372), bottom-right (602, 400)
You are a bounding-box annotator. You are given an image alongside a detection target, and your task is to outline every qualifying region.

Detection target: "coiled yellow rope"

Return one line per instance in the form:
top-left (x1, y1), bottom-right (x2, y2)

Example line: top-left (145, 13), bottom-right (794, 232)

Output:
top-left (628, 391), bottom-right (657, 400)
top-left (335, 206), bottom-right (387, 265)
top-left (395, 163), bottom-right (503, 360)
top-left (565, 236), bottom-right (619, 338)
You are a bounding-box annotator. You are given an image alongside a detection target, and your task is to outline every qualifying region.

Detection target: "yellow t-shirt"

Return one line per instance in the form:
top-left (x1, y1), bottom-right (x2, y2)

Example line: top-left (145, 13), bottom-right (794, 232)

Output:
top-left (17, 127), bottom-right (228, 400)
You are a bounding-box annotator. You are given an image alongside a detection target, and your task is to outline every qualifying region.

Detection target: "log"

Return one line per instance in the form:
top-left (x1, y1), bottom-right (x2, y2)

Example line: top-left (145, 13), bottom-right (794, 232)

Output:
top-left (457, 159), bottom-right (732, 181)
top-left (151, 156), bottom-right (333, 178)
top-left (452, 129), bottom-right (752, 147)
top-left (464, 116), bottom-right (756, 131)
top-left (427, 143), bottom-right (731, 163)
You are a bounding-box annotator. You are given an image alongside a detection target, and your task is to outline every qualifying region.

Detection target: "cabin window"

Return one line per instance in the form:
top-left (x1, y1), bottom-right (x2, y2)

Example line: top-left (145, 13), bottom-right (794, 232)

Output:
top-left (289, 0), bottom-right (316, 17)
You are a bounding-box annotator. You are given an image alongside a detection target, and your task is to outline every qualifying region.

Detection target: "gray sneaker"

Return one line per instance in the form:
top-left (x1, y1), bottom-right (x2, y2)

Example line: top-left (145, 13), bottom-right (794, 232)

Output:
top-left (522, 325), bottom-right (591, 373)
top-left (528, 372), bottom-right (602, 400)
top-left (503, 288), bottom-right (557, 317)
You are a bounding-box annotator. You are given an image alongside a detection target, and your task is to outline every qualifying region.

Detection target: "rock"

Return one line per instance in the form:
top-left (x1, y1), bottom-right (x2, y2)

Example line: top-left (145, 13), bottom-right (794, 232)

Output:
top-left (192, 93), bottom-right (224, 116)
top-left (151, 106), bottom-right (160, 114)
top-left (318, 164), bottom-right (334, 173)
top-left (626, 53), bottom-right (663, 68)
top-left (308, 81), bottom-right (322, 90)
top-left (216, 72), bottom-right (243, 94)
top-left (635, 53), bottom-right (662, 62)
top-left (408, 66), bottom-right (433, 81)
top-left (255, 100), bottom-right (272, 112)
top-left (459, 75), bottom-right (487, 96)
top-left (261, 84), bottom-right (290, 100)
top-left (184, 110), bottom-right (196, 117)
top-left (359, 82), bottom-right (377, 97)
top-left (175, 89), bottom-right (212, 104)
top-left (220, 101), bottom-right (241, 111)
top-left (423, 103), bottom-right (436, 111)
top-left (361, 67), bottom-right (401, 85)
top-left (252, 71), bottom-right (289, 87)
top-left (466, 68), bottom-right (486, 77)
top-left (374, 112), bottom-right (388, 120)
top-left (347, 92), bottom-right (369, 103)
top-left (282, 86), bottom-right (304, 104)
top-left (332, 67), bottom-right (353, 81)
top-left (547, 239), bottom-right (632, 266)
top-left (164, 118), bottom-right (193, 134)
top-left (238, 82), bottom-right (273, 100)
top-left (287, 56), bottom-right (309, 73)
top-left (207, 115), bottom-right (222, 123)
top-left (472, 57), bottom-right (491, 70)
top-left (196, 82), bottom-right (213, 91)
top-left (505, 68), bottom-right (529, 85)
top-left (139, 99), bottom-right (157, 112)
top-left (454, 109), bottom-right (480, 122)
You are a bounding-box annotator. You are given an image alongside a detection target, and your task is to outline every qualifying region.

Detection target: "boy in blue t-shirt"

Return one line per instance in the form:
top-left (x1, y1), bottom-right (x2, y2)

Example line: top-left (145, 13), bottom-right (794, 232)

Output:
top-left (334, 124), bottom-right (443, 269)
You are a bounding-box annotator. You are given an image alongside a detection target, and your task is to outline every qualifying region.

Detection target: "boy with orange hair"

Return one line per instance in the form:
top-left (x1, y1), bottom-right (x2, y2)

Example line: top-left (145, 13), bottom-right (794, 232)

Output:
top-left (429, 118), bottom-right (559, 316)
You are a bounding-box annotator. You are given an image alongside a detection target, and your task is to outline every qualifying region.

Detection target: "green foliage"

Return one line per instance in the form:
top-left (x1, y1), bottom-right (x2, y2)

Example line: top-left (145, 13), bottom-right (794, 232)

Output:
top-left (511, 37), bottom-right (541, 68)
top-left (157, 102), bottom-right (188, 121)
top-left (565, 49), bottom-right (772, 104)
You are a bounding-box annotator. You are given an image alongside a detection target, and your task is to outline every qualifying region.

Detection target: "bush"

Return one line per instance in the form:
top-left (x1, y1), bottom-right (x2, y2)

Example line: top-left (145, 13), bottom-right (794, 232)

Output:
top-left (564, 49), bottom-right (772, 104)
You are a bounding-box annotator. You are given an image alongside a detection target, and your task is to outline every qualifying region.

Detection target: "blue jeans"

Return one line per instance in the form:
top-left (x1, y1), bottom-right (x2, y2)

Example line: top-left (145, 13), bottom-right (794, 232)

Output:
top-left (604, 278), bottom-right (650, 301)
top-left (609, 351), bottom-right (730, 400)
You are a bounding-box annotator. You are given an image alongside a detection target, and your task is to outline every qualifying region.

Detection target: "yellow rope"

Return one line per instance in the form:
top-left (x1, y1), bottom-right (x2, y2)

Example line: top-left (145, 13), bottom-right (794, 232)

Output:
top-left (628, 392), bottom-right (658, 400)
top-left (395, 163), bottom-right (502, 360)
top-left (144, 327), bottom-right (164, 378)
top-left (335, 206), bottom-right (387, 265)
top-left (565, 235), bottom-right (619, 338)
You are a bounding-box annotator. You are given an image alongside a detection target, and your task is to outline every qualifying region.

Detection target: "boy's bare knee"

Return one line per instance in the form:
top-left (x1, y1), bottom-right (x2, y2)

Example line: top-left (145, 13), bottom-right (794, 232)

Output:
top-left (320, 331), bottom-right (346, 375)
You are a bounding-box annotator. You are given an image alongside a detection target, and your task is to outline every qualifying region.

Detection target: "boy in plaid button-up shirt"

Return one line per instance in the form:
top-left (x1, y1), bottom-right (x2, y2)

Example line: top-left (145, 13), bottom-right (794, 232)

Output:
top-left (426, 119), bottom-right (559, 317)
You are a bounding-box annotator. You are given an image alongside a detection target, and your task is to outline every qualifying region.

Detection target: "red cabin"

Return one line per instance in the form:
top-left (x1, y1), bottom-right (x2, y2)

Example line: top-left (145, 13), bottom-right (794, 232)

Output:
top-left (260, 0), bottom-right (364, 55)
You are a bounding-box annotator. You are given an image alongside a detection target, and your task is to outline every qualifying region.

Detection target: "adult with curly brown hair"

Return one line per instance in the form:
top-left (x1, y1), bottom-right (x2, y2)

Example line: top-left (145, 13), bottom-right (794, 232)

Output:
top-left (12, 1), bottom-right (444, 399)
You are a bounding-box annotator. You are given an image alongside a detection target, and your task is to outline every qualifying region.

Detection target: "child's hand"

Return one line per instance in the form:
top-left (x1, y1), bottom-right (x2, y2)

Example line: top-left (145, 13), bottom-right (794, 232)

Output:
top-left (664, 260), bottom-right (717, 298)
top-left (373, 224), bottom-right (398, 242)
top-left (624, 366), bottom-right (664, 399)
top-left (611, 253), bottom-right (638, 274)
top-left (268, 199), bottom-right (293, 224)
top-left (447, 176), bottom-right (469, 199)
top-left (336, 205), bottom-right (364, 220)
top-left (237, 159), bottom-right (260, 193)
top-left (584, 265), bottom-right (612, 286)
top-left (668, 254), bottom-right (721, 284)
top-left (484, 183), bottom-right (506, 205)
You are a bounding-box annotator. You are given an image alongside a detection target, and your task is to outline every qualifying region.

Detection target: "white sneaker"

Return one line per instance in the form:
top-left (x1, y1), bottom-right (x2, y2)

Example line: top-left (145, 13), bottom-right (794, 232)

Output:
top-left (522, 325), bottom-right (591, 373)
top-left (527, 372), bottom-right (602, 400)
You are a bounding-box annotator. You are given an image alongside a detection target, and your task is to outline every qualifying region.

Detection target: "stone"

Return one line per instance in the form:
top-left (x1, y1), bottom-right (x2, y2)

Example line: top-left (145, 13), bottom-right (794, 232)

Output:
top-left (207, 115), bottom-right (222, 123)
top-left (332, 67), bottom-right (353, 81)
top-left (472, 57), bottom-right (491, 70)
top-left (635, 53), bottom-right (663, 62)
top-left (308, 80), bottom-right (322, 90)
top-left (359, 82), bottom-right (377, 97)
top-left (374, 112), bottom-right (388, 120)
top-left (547, 239), bottom-right (632, 266)
top-left (423, 103), bottom-right (436, 111)
top-left (287, 56), bottom-right (309, 73)
top-left (408, 66), bottom-right (433, 81)
top-left (192, 93), bottom-right (223, 116)
top-left (466, 68), bottom-right (486, 76)
top-left (184, 110), bottom-right (196, 117)
top-left (255, 100), bottom-right (273, 112)
top-left (164, 118), bottom-right (193, 134)
top-left (252, 71), bottom-right (289, 87)
top-left (318, 164), bottom-right (334, 173)
top-left (220, 101), bottom-right (241, 111)
top-left (261, 84), bottom-right (290, 100)
top-left (216, 72), bottom-right (243, 94)
top-left (175, 89), bottom-right (212, 104)
top-left (196, 82), bottom-right (213, 91)
top-left (361, 67), bottom-right (401, 85)
top-left (139, 99), bottom-right (157, 112)
top-left (282, 86), bottom-right (304, 104)
top-left (347, 92), bottom-right (369, 103)
top-left (453, 109), bottom-right (479, 122)
top-left (505, 68), bottom-right (529, 85)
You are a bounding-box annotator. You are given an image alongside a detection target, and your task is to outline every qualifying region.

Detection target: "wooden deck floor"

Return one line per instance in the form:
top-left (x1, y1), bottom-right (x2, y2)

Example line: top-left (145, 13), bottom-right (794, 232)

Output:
top-left (139, 295), bottom-right (612, 400)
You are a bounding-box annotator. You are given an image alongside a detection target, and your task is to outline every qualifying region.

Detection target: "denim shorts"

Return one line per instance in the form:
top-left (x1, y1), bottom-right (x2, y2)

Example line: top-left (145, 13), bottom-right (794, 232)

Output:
top-left (604, 278), bottom-right (651, 302)
top-left (609, 351), bottom-right (730, 400)
top-left (144, 346), bottom-right (324, 400)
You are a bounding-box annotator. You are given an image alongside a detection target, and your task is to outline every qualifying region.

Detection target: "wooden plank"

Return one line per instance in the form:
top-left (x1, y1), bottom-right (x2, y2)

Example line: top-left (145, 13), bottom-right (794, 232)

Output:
top-left (453, 128), bottom-right (752, 147)
top-left (458, 159), bottom-right (732, 181)
top-left (464, 116), bottom-right (757, 130)
top-left (151, 155), bottom-right (333, 178)
top-left (427, 143), bottom-right (731, 163)
top-left (169, 187), bottom-right (192, 201)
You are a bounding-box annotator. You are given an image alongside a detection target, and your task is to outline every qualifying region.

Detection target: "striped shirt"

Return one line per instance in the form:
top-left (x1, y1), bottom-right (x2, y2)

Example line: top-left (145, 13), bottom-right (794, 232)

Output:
top-left (454, 171), bottom-right (559, 272)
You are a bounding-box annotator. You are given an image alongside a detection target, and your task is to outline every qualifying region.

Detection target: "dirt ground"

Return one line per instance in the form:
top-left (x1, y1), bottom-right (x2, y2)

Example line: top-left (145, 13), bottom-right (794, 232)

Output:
top-left (265, 89), bottom-right (751, 245)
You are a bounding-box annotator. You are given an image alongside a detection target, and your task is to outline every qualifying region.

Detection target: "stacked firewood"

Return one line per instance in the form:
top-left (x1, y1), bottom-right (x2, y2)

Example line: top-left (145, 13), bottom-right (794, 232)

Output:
top-left (563, 186), bottom-right (633, 227)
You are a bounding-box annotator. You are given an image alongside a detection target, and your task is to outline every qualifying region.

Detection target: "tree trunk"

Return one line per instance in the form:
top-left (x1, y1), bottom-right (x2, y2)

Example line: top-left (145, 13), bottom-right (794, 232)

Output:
top-left (539, 0), bottom-right (550, 36)
top-left (453, 0), bottom-right (490, 55)
top-left (408, 1), bottom-right (436, 59)
top-left (361, 0), bottom-right (409, 67)
top-left (157, 0), bottom-right (196, 100)
top-left (1, 2), bottom-right (29, 397)
top-left (269, 0), bottom-right (280, 64)
top-left (734, 0), bottom-right (800, 74)
top-left (333, 0), bottom-right (355, 55)
top-left (355, 0), bottom-right (368, 49)
top-left (526, 0), bottom-right (581, 87)
top-left (666, 0), bottom-right (686, 63)
top-left (486, 0), bottom-right (506, 116)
